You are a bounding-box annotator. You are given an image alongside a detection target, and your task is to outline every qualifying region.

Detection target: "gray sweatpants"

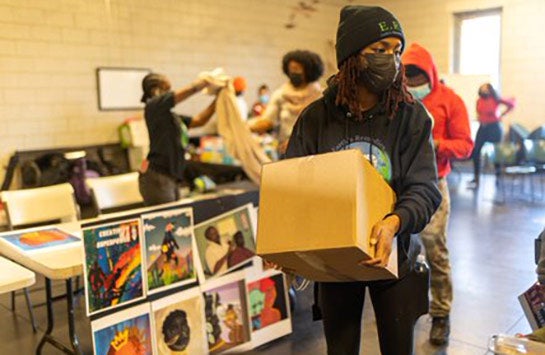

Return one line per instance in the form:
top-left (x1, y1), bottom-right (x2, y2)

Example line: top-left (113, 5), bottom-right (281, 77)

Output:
top-left (138, 169), bottom-right (180, 206)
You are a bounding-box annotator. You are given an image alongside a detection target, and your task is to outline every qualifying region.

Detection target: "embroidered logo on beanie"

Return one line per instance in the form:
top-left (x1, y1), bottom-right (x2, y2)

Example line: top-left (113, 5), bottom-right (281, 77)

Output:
top-left (335, 6), bottom-right (405, 68)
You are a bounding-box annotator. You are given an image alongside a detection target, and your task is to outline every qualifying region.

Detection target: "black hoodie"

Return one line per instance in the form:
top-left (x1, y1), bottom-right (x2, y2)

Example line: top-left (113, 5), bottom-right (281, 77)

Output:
top-left (285, 83), bottom-right (441, 276)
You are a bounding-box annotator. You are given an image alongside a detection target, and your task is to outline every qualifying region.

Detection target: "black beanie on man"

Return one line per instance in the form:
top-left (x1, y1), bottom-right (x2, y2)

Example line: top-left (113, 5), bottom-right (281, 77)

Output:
top-left (336, 5), bottom-right (405, 68)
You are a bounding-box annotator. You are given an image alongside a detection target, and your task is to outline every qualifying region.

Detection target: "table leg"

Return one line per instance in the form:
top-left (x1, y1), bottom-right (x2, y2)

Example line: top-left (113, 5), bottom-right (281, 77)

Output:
top-left (35, 278), bottom-right (53, 354)
top-left (35, 278), bottom-right (79, 355)
top-left (66, 278), bottom-right (82, 355)
top-left (23, 287), bottom-right (37, 333)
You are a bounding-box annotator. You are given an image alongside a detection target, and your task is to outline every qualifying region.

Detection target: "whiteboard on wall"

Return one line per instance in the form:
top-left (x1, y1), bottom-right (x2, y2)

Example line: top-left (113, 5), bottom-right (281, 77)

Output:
top-left (439, 73), bottom-right (491, 120)
top-left (96, 67), bottom-right (151, 111)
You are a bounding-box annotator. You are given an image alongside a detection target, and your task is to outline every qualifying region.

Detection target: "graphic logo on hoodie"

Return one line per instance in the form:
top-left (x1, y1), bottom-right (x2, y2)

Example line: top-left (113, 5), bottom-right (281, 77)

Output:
top-left (333, 136), bottom-right (392, 182)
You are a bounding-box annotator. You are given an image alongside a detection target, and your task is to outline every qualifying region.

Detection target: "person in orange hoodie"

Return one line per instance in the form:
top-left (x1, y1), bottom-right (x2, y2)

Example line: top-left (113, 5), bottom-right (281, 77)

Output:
top-left (402, 43), bottom-right (474, 346)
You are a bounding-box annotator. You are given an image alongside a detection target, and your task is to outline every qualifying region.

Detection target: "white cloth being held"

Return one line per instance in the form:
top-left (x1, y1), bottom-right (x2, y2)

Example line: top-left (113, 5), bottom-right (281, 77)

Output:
top-left (198, 68), bottom-right (271, 184)
top-left (198, 67), bottom-right (230, 95)
top-left (215, 86), bottom-right (271, 184)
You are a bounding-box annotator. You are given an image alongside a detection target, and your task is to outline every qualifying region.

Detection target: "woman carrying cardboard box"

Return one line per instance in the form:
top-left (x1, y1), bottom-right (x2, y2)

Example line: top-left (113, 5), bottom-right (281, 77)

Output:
top-left (285, 5), bottom-right (442, 355)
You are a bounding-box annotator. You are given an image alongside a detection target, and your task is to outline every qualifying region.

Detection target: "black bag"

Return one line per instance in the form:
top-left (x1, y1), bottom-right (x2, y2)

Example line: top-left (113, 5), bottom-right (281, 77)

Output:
top-left (20, 153), bottom-right (72, 188)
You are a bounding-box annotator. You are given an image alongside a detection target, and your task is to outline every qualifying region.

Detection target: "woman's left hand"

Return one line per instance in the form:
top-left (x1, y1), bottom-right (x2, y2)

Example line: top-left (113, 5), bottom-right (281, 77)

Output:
top-left (359, 214), bottom-right (400, 268)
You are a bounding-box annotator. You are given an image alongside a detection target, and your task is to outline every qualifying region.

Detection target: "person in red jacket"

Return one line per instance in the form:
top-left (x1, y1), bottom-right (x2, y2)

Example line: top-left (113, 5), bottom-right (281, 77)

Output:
top-left (403, 43), bottom-right (474, 346)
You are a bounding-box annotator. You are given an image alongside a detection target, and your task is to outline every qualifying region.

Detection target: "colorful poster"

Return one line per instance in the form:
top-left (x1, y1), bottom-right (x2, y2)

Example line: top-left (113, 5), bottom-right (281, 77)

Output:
top-left (82, 218), bottom-right (145, 316)
top-left (151, 287), bottom-right (207, 354)
top-left (201, 272), bottom-right (252, 354)
top-left (519, 282), bottom-right (545, 330)
top-left (92, 303), bottom-right (153, 355)
top-left (246, 270), bottom-right (292, 348)
top-left (142, 208), bottom-right (198, 295)
top-left (0, 227), bottom-right (80, 253)
top-left (194, 204), bottom-right (256, 282)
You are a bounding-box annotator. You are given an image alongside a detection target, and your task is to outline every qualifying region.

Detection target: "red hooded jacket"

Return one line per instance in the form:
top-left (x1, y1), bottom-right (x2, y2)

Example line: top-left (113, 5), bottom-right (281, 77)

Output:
top-left (402, 43), bottom-right (474, 178)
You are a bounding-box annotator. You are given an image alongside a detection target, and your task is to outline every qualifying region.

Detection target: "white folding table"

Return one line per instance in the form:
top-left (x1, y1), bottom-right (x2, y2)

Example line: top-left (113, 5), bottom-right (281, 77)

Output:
top-left (0, 222), bottom-right (83, 355)
top-left (0, 256), bottom-right (35, 294)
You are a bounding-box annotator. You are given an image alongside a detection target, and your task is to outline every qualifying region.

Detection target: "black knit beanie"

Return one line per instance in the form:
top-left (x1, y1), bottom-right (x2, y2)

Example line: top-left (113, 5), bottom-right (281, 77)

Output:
top-left (336, 5), bottom-right (405, 68)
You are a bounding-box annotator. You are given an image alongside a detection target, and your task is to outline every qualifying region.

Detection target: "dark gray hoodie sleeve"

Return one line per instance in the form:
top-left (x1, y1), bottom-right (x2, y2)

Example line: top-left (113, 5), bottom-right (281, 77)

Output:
top-left (392, 104), bottom-right (442, 236)
top-left (285, 105), bottom-right (319, 158)
top-left (536, 229), bottom-right (545, 284)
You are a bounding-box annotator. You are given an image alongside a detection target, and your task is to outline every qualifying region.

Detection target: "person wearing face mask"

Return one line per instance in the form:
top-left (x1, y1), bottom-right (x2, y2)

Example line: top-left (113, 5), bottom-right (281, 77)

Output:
top-left (233, 76), bottom-right (249, 120)
top-left (469, 83), bottom-right (515, 188)
top-left (139, 73), bottom-right (217, 206)
top-left (248, 50), bottom-right (324, 155)
top-left (285, 6), bottom-right (441, 355)
top-left (402, 43), bottom-right (474, 346)
top-left (250, 84), bottom-right (270, 118)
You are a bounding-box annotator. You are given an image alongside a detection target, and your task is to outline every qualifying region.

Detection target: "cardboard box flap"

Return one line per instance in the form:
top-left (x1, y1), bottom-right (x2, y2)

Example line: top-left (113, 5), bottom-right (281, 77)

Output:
top-left (263, 244), bottom-right (398, 282)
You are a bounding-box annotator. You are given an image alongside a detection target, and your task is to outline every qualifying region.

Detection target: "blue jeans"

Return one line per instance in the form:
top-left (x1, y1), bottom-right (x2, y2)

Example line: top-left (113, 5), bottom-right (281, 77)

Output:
top-left (472, 122), bottom-right (503, 181)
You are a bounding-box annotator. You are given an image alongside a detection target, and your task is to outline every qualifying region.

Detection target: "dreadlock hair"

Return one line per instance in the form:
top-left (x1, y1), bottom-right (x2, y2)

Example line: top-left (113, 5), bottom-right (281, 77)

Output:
top-left (335, 55), bottom-right (414, 120)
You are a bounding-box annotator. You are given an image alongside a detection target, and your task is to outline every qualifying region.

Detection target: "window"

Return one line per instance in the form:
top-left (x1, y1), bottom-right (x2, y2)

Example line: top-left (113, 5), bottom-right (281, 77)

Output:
top-left (453, 8), bottom-right (502, 87)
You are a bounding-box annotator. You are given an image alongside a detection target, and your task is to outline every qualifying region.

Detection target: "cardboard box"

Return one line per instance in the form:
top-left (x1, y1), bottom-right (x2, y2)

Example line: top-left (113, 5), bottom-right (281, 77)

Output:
top-left (256, 149), bottom-right (398, 282)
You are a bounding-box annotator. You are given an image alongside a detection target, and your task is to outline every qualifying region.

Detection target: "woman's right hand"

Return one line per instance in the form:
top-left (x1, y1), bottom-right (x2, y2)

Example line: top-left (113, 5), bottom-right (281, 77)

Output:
top-left (263, 259), bottom-right (298, 275)
top-left (263, 259), bottom-right (280, 270)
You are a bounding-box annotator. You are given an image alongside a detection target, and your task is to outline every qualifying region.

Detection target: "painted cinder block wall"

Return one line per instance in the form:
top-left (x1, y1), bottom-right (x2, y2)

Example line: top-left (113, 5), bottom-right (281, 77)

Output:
top-left (0, 0), bottom-right (543, 182)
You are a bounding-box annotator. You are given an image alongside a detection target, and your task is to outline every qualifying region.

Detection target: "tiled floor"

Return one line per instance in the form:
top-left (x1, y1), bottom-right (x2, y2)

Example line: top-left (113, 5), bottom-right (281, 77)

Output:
top-left (1, 172), bottom-right (544, 354)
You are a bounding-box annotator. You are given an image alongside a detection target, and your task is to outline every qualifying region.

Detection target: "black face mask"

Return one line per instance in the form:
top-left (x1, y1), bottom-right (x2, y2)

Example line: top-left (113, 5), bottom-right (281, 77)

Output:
top-left (288, 73), bottom-right (305, 87)
top-left (479, 92), bottom-right (490, 98)
top-left (357, 53), bottom-right (400, 94)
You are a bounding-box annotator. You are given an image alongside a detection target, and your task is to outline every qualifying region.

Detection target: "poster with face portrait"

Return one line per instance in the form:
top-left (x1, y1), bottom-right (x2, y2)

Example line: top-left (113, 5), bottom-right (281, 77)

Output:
top-left (82, 218), bottom-right (145, 316)
top-left (91, 303), bottom-right (153, 355)
top-left (200, 271), bottom-right (252, 354)
top-left (142, 208), bottom-right (198, 295)
top-left (246, 269), bottom-right (292, 348)
top-left (151, 287), bottom-right (207, 355)
top-left (193, 204), bottom-right (256, 283)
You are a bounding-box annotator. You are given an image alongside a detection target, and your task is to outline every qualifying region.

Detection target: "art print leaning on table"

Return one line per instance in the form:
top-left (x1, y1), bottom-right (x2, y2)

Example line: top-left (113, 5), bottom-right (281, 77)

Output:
top-left (246, 269), bottom-right (292, 348)
top-left (91, 303), bottom-right (153, 355)
top-left (142, 207), bottom-right (198, 295)
top-left (201, 271), bottom-right (252, 354)
top-left (1, 227), bottom-right (80, 253)
top-left (82, 218), bottom-right (145, 316)
top-left (151, 287), bottom-right (208, 354)
top-left (193, 204), bottom-right (257, 282)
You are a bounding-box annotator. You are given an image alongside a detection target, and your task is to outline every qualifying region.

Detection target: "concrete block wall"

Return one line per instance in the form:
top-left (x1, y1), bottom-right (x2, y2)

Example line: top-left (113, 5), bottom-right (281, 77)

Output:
top-left (0, 0), bottom-right (343, 182)
top-left (1, 0), bottom-right (543, 182)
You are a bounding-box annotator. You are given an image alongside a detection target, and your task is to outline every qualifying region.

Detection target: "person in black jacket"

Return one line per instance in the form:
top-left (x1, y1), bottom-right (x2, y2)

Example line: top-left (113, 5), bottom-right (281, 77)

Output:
top-left (285, 5), bottom-right (441, 355)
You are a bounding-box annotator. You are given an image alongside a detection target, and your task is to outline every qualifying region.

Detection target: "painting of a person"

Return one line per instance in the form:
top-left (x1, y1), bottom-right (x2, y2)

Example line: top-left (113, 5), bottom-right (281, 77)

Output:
top-left (227, 231), bottom-right (255, 268)
top-left (204, 226), bottom-right (230, 275)
top-left (161, 222), bottom-right (180, 265)
top-left (88, 260), bottom-right (106, 299)
top-left (223, 304), bottom-right (244, 344)
top-left (259, 278), bottom-right (282, 328)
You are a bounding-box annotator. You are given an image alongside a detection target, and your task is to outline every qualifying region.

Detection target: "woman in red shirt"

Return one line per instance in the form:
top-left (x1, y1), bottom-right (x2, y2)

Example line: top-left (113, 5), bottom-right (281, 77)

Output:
top-left (469, 83), bottom-right (515, 188)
